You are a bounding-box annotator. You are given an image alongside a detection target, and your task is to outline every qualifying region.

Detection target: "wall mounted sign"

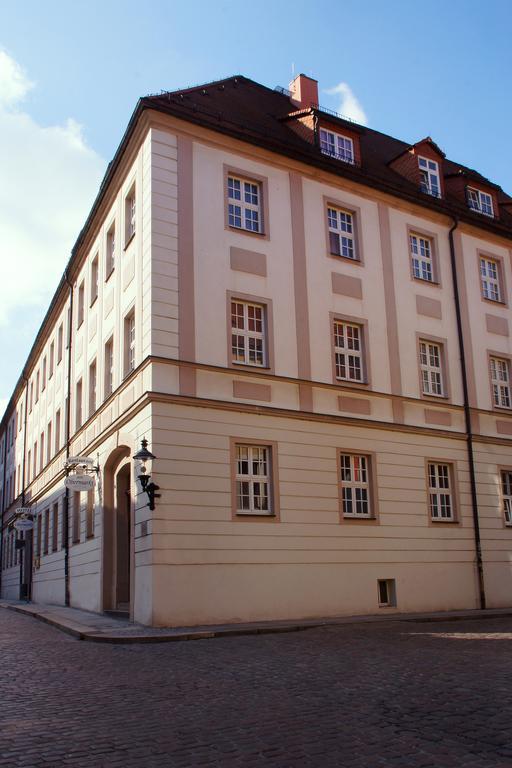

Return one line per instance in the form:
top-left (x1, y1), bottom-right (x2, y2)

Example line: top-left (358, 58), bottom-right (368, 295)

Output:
top-left (66, 456), bottom-right (95, 467)
top-left (14, 519), bottom-right (34, 532)
top-left (64, 474), bottom-right (95, 492)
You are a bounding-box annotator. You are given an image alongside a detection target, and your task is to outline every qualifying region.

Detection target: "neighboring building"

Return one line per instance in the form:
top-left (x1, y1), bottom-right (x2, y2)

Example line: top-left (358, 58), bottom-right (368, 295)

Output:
top-left (1, 73), bottom-right (512, 626)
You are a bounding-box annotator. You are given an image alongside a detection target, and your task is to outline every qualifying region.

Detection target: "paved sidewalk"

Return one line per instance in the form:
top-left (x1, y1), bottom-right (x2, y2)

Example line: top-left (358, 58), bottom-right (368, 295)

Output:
top-left (1, 598), bottom-right (512, 644)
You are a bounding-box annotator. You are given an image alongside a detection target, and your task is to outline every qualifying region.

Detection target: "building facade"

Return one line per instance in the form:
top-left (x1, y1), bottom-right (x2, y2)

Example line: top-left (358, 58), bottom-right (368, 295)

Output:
top-left (1, 74), bottom-right (512, 626)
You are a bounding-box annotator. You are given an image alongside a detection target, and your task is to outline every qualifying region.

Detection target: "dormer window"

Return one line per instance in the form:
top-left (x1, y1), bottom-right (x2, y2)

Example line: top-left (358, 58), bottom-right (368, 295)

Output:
top-left (467, 188), bottom-right (494, 217)
top-left (319, 129), bottom-right (354, 164)
top-left (418, 157), bottom-right (441, 198)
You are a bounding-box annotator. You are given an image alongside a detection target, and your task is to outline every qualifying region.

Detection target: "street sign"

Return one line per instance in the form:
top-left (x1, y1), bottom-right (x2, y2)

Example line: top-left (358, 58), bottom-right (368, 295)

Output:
top-left (14, 519), bottom-right (34, 532)
top-left (65, 474), bottom-right (95, 491)
top-left (15, 507), bottom-right (32, 516)
top-left (66, 456), bottom-right (95, 467)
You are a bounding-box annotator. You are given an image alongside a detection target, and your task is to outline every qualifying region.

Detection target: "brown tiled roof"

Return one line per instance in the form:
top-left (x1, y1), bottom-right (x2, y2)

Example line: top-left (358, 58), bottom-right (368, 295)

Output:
top-left (144, 75), bottom-right (512, 230)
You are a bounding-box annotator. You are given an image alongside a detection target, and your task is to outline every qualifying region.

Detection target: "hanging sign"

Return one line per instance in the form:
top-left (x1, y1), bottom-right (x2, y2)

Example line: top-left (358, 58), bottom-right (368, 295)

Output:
top-left (14, 519), bottom-right (34, 532)
top-left (65, 474), bottom-right (95, 492)
top-left (15, 507), bottom-right (32, 516)
top-left (66, 456), bottom-right (95, 467)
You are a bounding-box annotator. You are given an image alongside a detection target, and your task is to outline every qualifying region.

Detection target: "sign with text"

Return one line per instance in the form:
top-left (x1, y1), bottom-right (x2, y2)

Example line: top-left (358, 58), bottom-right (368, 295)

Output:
top-left (65, 474), bottom-right (95, 492)
top-left (15, 507), bottom-right (32, 516)
top-left (14, 519), bottom-right (34, 532)
top-left (65, 456), bottom-right (95, 467)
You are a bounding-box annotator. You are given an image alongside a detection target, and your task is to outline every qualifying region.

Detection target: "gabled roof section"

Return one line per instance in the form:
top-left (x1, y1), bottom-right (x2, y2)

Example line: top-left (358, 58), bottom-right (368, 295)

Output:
top-left (389, 135), bottom-right (446, 165)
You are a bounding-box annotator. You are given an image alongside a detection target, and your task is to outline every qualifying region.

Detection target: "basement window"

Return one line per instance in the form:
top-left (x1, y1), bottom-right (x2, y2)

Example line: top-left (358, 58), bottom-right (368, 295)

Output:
top-left (378, 579), bottom-right (396, 607)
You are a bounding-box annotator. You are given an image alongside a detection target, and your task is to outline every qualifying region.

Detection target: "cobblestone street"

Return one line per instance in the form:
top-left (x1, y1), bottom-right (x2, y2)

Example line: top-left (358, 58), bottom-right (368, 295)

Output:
top-left (1, 609), bottom-right (512, 767)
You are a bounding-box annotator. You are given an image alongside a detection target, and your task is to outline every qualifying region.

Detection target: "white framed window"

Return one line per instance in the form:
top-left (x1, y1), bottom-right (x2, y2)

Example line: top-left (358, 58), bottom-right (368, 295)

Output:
top-left (339, 453), bottom-right (372, 518)
top-left (77, 281), bottom-right (85, 328)
top-left (490, 356), bottom-right (511, 408)
top-left (231, 300), bottom-right (266, 367)
top-left (235, 444), bottom-right (272, 515)
top-left (104, 338), bottom-right (114, 398)
top-left (42, 357), bottom-right (47, 390)
top-left (501, 471), bottom-right (512, 525)
top-left (410, 233), bottom-right (434, 282)
top-left (57, 324), bottom-right (63, 364)
top-left (90, 255), bottom-right (99, 305)
top-left (419, 340), bottom-right (444, 396)
top-left (319, 128), bottom-right (354, 164)
top-left (125, 187), bottom-right (136, 244)
top-left (333, 320), bottom-right (364, 382)
top-left (467, 188), bottom-right (494, 217)
top-left (227, 176), bottom-right (262, 233)
top-left (480, 257), bottom-right (501, 302)
top-left (418, 156), bottom-right (441, 198)
top-left (124, 312), bottom-right (135, 376)
top-left (75, 379), bottom-right (83, 430)
top-left (106, 223), bottom-right (116, 277)
top-left (428, 462), bottom-right (454, 521)
top-left (327, 206), bottom-right (356, 260)
top-left (55, 409), bottom-right (61, 454)
top-left (88, 359), bottom-right (97, 418)
top-left (49, 342), bottom-right (54, 379)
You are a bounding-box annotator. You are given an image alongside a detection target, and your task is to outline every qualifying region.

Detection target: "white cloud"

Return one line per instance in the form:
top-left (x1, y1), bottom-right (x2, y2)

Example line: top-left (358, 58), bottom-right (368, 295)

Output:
top-left (0, 50), bottom-right (34, 106)
top-left (324, 82), bottom-right (368, 126)
top-left (0, 50), bottom-right (106, 328)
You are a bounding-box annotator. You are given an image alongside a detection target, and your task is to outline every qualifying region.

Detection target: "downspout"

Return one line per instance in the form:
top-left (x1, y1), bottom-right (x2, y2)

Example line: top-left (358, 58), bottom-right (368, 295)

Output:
top-left (63, 271), bottom-right (74, 607)
top-left (19, 375), bottom-right (29, 599)
top-left (448, 217), bottom-right (486, 609)
top-left (0, 430), bottom-right (8, 595)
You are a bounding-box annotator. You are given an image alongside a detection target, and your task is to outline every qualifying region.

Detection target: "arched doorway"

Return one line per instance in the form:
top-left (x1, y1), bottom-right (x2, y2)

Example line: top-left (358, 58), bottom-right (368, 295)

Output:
top-left (102, 447), bottom-right (133, 616)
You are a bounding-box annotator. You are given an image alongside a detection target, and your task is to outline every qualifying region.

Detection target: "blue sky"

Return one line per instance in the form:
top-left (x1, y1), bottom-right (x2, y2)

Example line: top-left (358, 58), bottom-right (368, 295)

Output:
top-left (0, 0), bottom-right (511, 412)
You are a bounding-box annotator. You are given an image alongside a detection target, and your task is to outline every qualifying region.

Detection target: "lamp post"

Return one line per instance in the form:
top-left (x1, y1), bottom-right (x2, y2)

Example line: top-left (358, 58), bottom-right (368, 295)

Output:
top-left (133, 438), bottom-right (160, 510)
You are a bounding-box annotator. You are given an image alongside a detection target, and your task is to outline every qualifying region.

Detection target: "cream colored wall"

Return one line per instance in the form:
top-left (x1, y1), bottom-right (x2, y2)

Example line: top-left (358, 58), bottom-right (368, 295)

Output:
top-left (149, 401), bottom-right (480, 626)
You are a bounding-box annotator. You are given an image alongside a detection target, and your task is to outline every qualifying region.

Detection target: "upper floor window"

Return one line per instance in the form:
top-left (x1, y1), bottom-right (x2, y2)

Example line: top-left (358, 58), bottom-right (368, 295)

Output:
top-left (328, 206), bottom-right (357, 260)
top-left (227, 175), bottom-right (262, 233)
top-left (410, 233), bottom-right (434, 282)
top-left (77, 281), bottom-right (85, 328)
top-left (75, 378), bottom-right (83, 431)
top-left (49, 342), bottom-right (54, 379)
top-left (104, 338), bottom-right (114, 398)
top-left (419, 340), bottom-right (444, 397)
top-left (319, 129), bottom-right (354, 164)
top-left (467, 188), bottom-right (494, 217)
top-left (89, 359), bottom-right (97, 418)
top-left (42, 356), bottom-right (47, 391)
top-left (106, 223), bottom-right (116, 278)
top-left (231, 300), bottom-right (266, 367)
top-left (480, 256), bottom-right (502, 302)
top-left (339, 453), bottom-right (373, 518)
top-left (490, 356), bottom-right (511, 409)
top-left (418, 157), bottom-right (441, 198)
top-left (333, 320), bottom-right (364, 383)
top-left (125, 187), bottom-right (136, 245)
top-left (90, 255), bottom-right (99, 305)
top-left (57, 324), bottom-right (63, 363)
top-left (124, 312), bottom-right (135, 377)
top-left (428, 462), bottom-right (455, 521)
top-left (501, 471), bottom-right (512, 526)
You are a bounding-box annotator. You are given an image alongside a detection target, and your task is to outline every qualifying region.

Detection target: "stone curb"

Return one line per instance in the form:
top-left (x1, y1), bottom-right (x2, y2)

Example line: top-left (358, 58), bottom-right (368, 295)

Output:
top-left (2, 601), bottom-right (512, 645)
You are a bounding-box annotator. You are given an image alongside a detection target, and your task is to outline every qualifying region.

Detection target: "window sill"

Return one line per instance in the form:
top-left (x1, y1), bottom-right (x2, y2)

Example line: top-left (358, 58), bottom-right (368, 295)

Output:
top-left (105, 268), bottom-right (115, 284)
top-left (227, 225), bottom-right (267, 241)
top-left (335, 378), bottom-right (369, 389)
top-left (328, 250), bottom-right (362, 265)
top-left (412, 276), bottom-right (440, 287)
top-left (77, 321), bottom-right (84, 331)
top-left (482, 296), bottom-right (507, 308)
top-left (124, 232), bottom-right (136, 251)
top-left (236, 511), bottom-right (276, 518)
top-left (430, 518), bottom-right (458, 524)
top-left (90, 296), bottom-right (98, 309)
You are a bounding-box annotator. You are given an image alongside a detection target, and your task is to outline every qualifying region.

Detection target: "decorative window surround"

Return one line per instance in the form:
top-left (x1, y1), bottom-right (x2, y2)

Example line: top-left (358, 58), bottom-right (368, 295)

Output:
top-left (324, 196), bottom-right (363, 264)
top-left (226, 291), bottom-right (274, 374)
top-left (478, 251), bottom-right (507, 306)
top-left (410, 232), bottom-right (435, 282)
top-left (500, 468), bottom-right (512, 526)
top-left (331, 314), bottom-right (370, 387)
top-left (223, 165), bottom-right (269, 239)
top-left (230, 438), bottom-right (279, 522)
top-left (417, 334), bottom-right (450, 400)
top-left (427, 461), bottom-right (457, 522)
top-left (488, 351), bottom-right (512, 410)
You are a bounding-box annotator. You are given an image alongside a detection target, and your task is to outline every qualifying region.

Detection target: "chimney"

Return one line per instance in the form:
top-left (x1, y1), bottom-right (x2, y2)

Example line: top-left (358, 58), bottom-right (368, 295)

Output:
top-left (289, 74), bottom-right (318, 109)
